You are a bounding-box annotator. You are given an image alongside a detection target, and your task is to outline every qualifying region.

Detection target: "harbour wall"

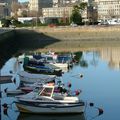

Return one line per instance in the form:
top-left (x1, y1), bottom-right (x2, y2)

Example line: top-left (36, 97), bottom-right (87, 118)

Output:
top-left (1, 26), bottom-right (120, 42)
top-left (15, 26), bottom-right (120, 41)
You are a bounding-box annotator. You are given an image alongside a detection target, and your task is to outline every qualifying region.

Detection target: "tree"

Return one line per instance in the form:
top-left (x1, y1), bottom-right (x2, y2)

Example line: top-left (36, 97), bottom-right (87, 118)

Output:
top-left (79, 2), bottom-right (87, 11)
top-left (1, 18), bottom-right (11, 27)
top-left (11, 1), bottom-right (20, 18)
top-left (21, 10), bottom-right (27, 17)
top-left (70, 5), bottom-right (82, 25)
top-left (70, 2), bottom-right (87, 25)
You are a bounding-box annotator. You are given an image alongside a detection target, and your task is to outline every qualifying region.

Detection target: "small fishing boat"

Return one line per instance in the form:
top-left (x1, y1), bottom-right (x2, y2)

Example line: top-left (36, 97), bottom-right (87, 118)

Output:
top-left (15, 84), bottom-right (85, 114)
top-left (23, 65), bottom-right (62, 76)
top-left (23, 57), bottom-right (62, 76)
top-left (18, 71), bottom-right (56, 84)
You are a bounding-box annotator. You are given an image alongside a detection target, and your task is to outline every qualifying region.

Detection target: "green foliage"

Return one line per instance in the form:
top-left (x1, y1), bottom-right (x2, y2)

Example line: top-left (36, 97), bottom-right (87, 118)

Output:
top-left (80, 59), bottom-right (88, 67)
top-left (70, 2), bottom-right (88, 25)
top-left (70, 6), bottom-right (82, 25)
top-left (79, 2), bottom-right (87, 11)
top-left (74, 52), bottom-right (83, 63)
top-left (12, 19), bottom-right (21, 25)
top-left (1, 18), bottom-right (11, 27)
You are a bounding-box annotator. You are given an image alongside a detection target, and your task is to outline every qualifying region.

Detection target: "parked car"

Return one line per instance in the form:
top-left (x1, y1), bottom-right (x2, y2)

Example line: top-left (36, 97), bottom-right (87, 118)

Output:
top-left (70, 22), bottom-right (78, 27)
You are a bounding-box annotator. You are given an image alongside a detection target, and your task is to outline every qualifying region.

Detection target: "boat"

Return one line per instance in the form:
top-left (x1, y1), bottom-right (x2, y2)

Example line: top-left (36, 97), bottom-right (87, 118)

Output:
top-left (15, 84), bottom-right (85, 114)
top-left (23, 57), bottom-right (63, 76)
top-left (49, 62), bottom-right (68, 69)
top-left (22, 52), bottom-right (74, 74)
top-left (57, 54), bottom-right (74, 68)
top-left (33, 51), bottom-right (58, 61)
top-left (18, 71), bottom-right (56, 84)
top-left (23, 65), bottom-right (62, 76)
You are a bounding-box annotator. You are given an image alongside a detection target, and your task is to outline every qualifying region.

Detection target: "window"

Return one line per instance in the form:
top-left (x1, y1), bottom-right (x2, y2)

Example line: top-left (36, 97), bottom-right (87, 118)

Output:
top-left (40, 87), bottom-right (53, 97)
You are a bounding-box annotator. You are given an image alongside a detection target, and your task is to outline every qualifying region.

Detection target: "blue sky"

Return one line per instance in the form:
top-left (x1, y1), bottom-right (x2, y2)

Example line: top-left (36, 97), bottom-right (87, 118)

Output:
top-left (19, 0), bottom-right (28, 2)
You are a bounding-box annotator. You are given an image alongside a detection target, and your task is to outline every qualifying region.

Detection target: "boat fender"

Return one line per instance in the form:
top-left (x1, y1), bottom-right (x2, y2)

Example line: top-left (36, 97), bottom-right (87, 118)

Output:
top-left (67, 82), bottom-right (72, 88)
top-left (80, 74), bottom-right (83, 78)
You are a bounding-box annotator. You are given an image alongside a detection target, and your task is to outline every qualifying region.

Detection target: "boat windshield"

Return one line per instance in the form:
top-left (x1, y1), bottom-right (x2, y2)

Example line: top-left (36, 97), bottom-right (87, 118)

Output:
top-left (39, 87), bottom-right (53, 97)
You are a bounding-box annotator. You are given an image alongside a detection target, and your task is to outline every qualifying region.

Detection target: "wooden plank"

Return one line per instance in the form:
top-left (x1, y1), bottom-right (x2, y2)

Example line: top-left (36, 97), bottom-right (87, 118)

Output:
top-left (0, 76), bottom-right (12, 84)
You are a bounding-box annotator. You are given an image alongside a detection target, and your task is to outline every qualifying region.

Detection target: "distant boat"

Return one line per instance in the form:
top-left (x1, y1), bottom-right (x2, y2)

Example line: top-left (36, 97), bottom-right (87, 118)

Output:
top-left (18, 71), bottom-right (56, 84)
top-left (15, 84), bottom-right (85, 114)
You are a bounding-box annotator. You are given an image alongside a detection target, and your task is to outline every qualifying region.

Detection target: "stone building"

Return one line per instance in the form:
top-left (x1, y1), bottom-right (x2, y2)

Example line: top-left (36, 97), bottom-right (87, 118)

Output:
top-left (0, 0), bottom-right (11, 18)
top-left (29, 0), bottom-right (53, 16)
top-left (94, 0), bottom-right (120, 20)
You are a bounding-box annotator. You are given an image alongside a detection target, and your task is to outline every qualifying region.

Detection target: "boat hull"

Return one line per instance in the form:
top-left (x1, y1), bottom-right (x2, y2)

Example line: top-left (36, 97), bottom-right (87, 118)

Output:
top-left (15, 101), bottom-right (85, 114)
top-left (24, 65), bottom-right (62, 76)
top-left (49, 63), bottom-right (68, 68)
top-left (18, 71), bottom-right (56, 84)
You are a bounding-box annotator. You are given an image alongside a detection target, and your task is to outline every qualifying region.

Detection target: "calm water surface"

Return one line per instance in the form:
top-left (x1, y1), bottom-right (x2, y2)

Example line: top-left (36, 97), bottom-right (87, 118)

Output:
top-left (1, 47), bottom-right (120, 120)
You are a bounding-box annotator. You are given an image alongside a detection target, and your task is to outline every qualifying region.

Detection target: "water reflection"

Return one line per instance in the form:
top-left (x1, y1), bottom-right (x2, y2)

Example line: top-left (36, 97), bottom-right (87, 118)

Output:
top-left (17, 113), bottom-right (85, 120)
top-left (99, 47), bottom-right (120, 69)
top-left (0, 36), bottom-right (23, 69)
top-left (2, 42), bottom-right (120, 120)
top-left (76, 47), bottom-right (120, 70)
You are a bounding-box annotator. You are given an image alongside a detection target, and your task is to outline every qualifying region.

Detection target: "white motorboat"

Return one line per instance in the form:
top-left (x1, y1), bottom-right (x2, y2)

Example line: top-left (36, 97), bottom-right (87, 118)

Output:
top-left (18, 71), bottom-right (56, 84)
top-left (15, 84), bottom-right (85, 114)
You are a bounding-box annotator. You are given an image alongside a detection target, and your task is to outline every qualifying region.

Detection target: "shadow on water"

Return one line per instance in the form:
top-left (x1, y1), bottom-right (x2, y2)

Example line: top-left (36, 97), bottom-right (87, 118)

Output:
top-left (0, 29), bottom-right (61, 69)
top-left (17, 113), bottom-right (85, 120)
top-left (15, 29), bottom-right (61, 50)
top-left (0, 33), bottom-right (16, 69)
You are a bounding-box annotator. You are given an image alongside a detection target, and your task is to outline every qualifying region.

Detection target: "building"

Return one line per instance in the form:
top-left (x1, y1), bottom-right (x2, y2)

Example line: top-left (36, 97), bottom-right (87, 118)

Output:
top-left (42, 6), bottom-right (72, 18)
top-left (95, 0), bottom-right (120, 20)
top-left (42, 0), bottom-right (96, 24)
top-left (42, 6), bottom-right (73, 23)
top-left (100, 47), bottom-right (120, 69)
top-left (0, 0), bottom-right (11, 18)
top-left (29, 0), bottom-right (40, 12)
top-left (0, 0), bottom-right (18, 18)
top-left (29, 0), bottom-right (53, 16)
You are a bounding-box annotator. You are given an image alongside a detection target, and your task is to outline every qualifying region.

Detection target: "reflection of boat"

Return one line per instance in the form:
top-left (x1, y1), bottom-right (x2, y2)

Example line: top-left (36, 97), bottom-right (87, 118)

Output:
top-left (17, 113), bottom-right (85, 120)
top-left (18, 71), bottom-right (56, 84)
top-left (15, 84), bottom-right (84, 114)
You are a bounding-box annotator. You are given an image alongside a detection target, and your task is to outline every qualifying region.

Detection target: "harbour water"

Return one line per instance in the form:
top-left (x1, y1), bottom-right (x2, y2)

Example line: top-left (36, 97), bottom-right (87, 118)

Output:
top-left (1, 45), bottom-right (120, 120)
